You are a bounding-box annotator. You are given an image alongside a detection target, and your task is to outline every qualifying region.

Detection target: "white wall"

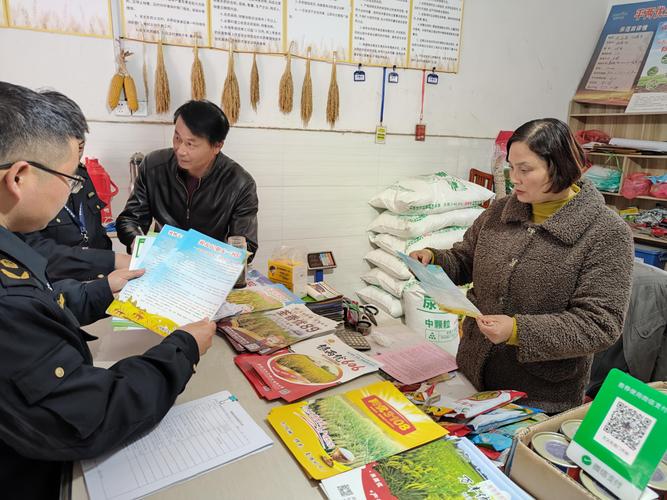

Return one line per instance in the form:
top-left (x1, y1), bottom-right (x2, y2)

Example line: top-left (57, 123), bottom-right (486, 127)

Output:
top-left (0, 0), bottom-right (611, 295)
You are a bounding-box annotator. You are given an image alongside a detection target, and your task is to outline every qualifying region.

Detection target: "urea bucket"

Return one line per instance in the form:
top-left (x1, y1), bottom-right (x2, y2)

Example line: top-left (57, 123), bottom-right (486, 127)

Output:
top-left (530, 431), bottom-right (580, 479)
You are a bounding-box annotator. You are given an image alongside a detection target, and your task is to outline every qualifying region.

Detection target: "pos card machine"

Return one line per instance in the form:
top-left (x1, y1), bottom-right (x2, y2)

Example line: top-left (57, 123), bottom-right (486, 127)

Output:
top-left (307, 251), bottom-right (336, 281)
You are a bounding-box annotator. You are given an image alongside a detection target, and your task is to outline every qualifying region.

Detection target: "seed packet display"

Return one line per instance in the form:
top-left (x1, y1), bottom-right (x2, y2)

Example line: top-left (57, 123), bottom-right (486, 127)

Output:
top-left (238, 334), bottom-right (382, 402)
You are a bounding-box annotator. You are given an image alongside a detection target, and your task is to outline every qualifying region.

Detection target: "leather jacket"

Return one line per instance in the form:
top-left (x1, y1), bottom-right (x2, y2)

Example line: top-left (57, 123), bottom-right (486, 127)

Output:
top-left (116, 149), bottom-right (258, 259)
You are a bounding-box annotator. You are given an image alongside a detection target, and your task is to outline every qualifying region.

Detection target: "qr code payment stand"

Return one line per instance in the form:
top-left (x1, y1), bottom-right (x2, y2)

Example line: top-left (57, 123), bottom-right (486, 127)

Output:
top-left (506, 375), bottom-right (667, 500)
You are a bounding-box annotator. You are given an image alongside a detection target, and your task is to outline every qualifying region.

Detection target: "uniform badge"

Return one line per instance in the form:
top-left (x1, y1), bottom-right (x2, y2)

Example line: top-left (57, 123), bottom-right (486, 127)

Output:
top-left (0, 259), bottom-right (29, 280)
top-left (57, 293), bottom-right (66, 309)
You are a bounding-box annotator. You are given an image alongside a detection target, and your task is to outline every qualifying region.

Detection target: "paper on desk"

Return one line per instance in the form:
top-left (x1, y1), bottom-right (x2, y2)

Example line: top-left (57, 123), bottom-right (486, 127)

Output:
top-left (373, 341), bottom-right (458, 385)
top-left (398, 252), bottom-right (481, 318)
top-left (82, 391), bottom-right (273, 500)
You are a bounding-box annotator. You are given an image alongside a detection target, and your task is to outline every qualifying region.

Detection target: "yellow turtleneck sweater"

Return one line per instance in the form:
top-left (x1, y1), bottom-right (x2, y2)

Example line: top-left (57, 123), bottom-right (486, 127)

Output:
top-left (507, 184), bottom-right (580, 345)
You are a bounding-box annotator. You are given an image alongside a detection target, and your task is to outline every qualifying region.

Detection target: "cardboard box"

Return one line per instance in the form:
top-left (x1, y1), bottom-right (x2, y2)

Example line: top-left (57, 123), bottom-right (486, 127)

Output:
top-left (506, 381), bottom-right (667, 500)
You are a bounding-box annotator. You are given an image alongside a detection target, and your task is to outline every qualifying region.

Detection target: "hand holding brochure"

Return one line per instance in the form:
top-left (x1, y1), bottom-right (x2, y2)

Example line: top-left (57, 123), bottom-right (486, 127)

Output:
top-left (397, 252), bottom-right (481, 318)
top-left (108, 226), bottom-right (246, 336)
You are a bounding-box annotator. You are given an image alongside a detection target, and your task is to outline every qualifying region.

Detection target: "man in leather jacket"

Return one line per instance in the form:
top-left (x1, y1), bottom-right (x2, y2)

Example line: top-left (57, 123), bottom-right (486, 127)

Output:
top-left (116, 100), bottom-right (258, 259)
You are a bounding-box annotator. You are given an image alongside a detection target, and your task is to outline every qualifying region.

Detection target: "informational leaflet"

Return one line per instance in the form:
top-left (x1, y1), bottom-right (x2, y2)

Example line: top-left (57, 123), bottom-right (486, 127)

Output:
top-left (121, 0), bottom-right (207, 45)
top-left (587, 32), bottom-right (653, 92)
top-left (117, 225), bottom-right (186, 308)
top-left (108, 228), bottom-right (246, 336)
top-left (398, 252), bottom-right (481, 318)
top-left (82, 391), bottom-right (273, 500)
top-left (409, 0), bottom-right (463, 71)
top-left (373, 341), bottom-right (458, 385)
top-left (210, 0), bottom-right (282, 51)
top-left (626, 21), bottom-right (667, 112)
top-left (352, 0), bottom-right (410, 65)
top-left (574, 1), bottom-right (666, 105)
top-left (287, 0), bottom-right (350, 59)
top-left (8, 0), bottom-right (111, 37)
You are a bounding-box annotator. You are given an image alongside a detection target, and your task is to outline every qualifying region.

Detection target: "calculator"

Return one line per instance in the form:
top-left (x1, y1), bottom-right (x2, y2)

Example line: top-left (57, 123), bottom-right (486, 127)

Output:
top-left (335, 325), bottom-right (371, 351)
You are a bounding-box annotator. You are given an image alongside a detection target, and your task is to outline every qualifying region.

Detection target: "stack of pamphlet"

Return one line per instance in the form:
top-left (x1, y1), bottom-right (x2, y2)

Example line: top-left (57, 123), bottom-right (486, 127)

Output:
top-left (267, 380), bottom-right (447, 480)
top-left (234, 334), bottom-right (382, 402)
top-left (107, 225), bottom-right (246, 336)
top-left (217, 303), bottom-right (338, 354)
top-left (303, 281), bottom-right (344, 322)
top-left (320, 437), bottom-right (531, 500)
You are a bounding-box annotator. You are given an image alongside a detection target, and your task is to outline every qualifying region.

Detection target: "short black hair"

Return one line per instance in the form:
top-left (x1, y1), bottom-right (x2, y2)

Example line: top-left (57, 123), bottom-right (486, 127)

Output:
top-left (39, 90), bottom-right (89, 141)
top-left (173, 100), bottom-right (229, 144)
top-left (507, 118), bottom-right (584, 193)
top-left (0, 81), bottom-right (80, 165)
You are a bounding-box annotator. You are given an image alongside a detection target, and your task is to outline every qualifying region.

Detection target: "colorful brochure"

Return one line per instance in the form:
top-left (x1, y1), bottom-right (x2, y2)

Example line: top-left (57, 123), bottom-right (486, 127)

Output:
top-left (398, 252), bottom-right (481, 318)
top-left (267, 380), bottom-right (447, 480)
top-left (108, 227), bottom-right (246, 336)
top-left (321, 438), bottom-right (531, 500)
top-left (218, 304), bottom-right (337, 355)
top-left (438, 390), bottom-right (526, 419)
top-left (567, 369), bottom-right (667, 500)
top-left (240, 334), bottom-right (382, 402)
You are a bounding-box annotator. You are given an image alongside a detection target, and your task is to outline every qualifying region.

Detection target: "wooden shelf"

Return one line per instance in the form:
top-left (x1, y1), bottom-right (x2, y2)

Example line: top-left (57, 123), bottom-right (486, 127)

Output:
top-left (632, 230), bottom-right (667, 247)
top-left (588, 152), bottom-right (667, 159)
top-left (600, 191), bottom-right (667, 202)
top-left (571, 112), bottom-right (667, 117)
top-left (569, 99), bottom-right (667, 220)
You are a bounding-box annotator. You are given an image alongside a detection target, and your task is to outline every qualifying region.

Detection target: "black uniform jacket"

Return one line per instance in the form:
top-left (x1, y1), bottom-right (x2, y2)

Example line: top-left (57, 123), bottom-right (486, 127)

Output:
top-left (22, 164), bottom-right (115, 281)
top-left (0, 227), bottom-right (199, 499)
top-left (116, 149), bottom-right (258, 259)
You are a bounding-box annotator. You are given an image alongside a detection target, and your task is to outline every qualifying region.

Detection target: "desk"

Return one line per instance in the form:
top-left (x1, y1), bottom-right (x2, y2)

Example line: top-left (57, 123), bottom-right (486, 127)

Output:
top-left (72, 319), bottom-right (475, 500)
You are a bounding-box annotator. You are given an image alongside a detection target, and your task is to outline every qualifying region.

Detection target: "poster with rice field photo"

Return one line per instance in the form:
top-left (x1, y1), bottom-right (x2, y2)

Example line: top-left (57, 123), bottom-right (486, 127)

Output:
top-left (7, 0), bottom-right (112, 37)
top-left (241, 334), bottom-right (382, 402)
top-left (267, 381), bottom-right (447, 480)
top-left (321, 438), bottom-right (531, 500)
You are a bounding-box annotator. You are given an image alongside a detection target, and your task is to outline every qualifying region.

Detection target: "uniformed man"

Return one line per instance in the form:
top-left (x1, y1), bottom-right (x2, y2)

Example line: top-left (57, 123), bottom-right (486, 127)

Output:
top-left (21, 90), bottom-right (131, 281)
top-left (0, 81), bottom-right (216, 499)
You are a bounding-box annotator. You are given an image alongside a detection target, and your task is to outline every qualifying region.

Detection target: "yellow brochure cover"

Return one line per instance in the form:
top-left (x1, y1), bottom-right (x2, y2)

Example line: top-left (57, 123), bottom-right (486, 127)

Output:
top-left (267, 380), bottom-right (447, 480)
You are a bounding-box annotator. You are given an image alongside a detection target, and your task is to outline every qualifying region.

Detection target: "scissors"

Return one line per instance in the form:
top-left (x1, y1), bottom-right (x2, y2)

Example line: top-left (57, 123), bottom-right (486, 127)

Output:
top-left (343, 298), bottom-right (378, 334)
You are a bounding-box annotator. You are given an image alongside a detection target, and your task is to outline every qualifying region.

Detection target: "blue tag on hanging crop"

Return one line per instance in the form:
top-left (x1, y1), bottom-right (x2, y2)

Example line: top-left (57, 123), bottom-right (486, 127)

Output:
top-left (427, 72), bottom-right (439, 85)
top-left (354, 70), bottom-right (366, 82)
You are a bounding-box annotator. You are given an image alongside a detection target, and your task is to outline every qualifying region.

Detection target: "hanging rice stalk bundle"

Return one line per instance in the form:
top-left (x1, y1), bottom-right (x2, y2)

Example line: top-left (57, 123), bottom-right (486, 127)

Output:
top-left (278, 42), bottom-right (294, 114)
top-left (222, 42), bottom-right (240, 124)
top-left (250, 52), bottom-right (260, 111)
top-left (326, 52), bottom-right (340, 127)
top-left (191, 35), bottom-right (206, 100)
top-left (154, 36), bottom-right (171, 114)
top-left (300, 47), bottom-right (313, 126)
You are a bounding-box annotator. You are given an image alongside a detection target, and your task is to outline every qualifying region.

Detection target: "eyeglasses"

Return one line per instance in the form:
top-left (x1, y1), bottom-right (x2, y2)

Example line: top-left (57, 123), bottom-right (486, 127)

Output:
top-left (0, 161), bottom-right (85, 193)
